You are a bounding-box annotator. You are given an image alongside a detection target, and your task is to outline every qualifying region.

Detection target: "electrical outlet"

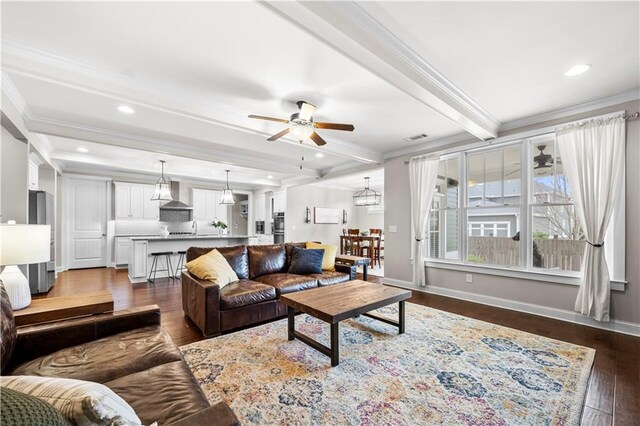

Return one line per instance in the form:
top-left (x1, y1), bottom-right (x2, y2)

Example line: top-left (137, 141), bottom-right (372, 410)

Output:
top-left (466, 274), bottom-right (473, 283)
top-left (291, 225), bottom-right (296, 230)
top-left (388, 225), bottom-right (397, 233)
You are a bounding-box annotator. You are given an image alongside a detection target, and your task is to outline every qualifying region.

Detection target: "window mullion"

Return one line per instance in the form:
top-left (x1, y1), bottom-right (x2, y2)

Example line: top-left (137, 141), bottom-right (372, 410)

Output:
top-left (521, 140), bottom-right (531, 270)
top-left (460, 153), bottom-right (467, 263)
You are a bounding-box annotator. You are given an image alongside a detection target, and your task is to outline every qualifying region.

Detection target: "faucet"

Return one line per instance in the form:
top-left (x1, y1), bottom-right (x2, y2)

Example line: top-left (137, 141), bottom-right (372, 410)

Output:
top-left (192, 220), bottom-right (198, 236)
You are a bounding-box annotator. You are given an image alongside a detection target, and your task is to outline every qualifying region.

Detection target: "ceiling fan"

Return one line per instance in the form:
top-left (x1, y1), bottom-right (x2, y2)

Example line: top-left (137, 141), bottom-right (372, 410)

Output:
top-left (248, 101), bottom-right (354, 146)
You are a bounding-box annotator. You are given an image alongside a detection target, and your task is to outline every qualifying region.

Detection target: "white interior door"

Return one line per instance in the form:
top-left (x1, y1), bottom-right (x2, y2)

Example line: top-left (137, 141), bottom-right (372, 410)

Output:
top-left (68, 178), bottom-right (107, 269)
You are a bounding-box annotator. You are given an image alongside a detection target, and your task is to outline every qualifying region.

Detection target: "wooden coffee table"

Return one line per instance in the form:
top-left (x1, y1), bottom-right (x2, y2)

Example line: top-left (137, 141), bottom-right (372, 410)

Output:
top-left (280, 280), bottom-right (411, 366)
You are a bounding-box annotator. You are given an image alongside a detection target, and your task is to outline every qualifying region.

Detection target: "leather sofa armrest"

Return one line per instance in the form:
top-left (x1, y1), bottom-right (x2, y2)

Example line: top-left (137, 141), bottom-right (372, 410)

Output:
top-left (11, 305), bottom-right (161, 368)
top-left (181, 271), bottom-right (221, 337)
top-left (335, 263), bottom-right (357, 280)
top-left (167, 401), bottom-right (240, 426)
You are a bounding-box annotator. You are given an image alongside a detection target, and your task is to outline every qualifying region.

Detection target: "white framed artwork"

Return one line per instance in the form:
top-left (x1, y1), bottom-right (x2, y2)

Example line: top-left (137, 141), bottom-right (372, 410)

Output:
top-left (314, 207), bottom-right (341, 224)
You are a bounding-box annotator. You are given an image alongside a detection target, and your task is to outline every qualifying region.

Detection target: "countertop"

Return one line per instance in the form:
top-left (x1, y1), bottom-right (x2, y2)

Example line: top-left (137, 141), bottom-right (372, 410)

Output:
top-left (129, 235), bottom-right (256, 241)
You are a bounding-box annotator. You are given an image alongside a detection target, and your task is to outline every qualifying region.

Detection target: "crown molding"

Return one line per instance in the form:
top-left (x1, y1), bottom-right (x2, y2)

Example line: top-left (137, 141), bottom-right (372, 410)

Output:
top-left (27, 114), bottom-right (323, 178)
top-left (263, 1), bottom-right (500, 140)
top-left (499, 89), bottom-right (640, 132)
top-left (1, 72), bottom-right (29, 116)
top-left (3, 40), bottom-right (381, 165)
top-left (382, 89), bottom-right (640, 161)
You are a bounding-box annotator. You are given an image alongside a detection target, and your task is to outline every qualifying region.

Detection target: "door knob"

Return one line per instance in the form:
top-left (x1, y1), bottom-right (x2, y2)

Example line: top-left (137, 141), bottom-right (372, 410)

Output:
top-left (102, 234), bottom-right (107, 237)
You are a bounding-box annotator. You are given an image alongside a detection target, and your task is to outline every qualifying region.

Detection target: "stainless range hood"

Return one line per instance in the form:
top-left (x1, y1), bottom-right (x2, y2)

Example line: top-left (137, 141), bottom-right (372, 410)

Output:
top-left (159, 182), bottom-right (193, 221)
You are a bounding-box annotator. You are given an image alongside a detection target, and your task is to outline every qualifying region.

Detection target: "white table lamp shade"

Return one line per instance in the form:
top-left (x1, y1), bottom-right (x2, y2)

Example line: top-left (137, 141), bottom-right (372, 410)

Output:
top-left (0, 224), bottom-right (51, 310)
top-left (0, 224), bottom-right (51, 266)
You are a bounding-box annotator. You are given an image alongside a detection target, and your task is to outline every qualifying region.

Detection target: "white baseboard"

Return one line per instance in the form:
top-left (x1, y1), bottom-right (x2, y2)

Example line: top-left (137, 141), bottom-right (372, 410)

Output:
top-left (383, 278), bottom-right (640, 337)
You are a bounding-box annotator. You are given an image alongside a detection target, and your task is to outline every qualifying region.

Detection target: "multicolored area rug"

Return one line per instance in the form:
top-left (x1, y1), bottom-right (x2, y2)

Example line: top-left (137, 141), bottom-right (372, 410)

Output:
top-left (180, 303), bottom-right (594, 425)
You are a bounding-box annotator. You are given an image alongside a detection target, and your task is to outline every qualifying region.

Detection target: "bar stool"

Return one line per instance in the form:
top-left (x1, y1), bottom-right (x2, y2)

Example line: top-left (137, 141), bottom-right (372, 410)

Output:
top-left (174, 250), bottom-right (187, 279)
top-left (148, 252), bottom-right (174, 284)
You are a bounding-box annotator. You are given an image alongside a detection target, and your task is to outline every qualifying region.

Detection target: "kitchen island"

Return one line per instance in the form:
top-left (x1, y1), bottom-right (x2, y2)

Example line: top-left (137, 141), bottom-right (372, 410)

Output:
top-left (128, 234), bottom-right (256, 283)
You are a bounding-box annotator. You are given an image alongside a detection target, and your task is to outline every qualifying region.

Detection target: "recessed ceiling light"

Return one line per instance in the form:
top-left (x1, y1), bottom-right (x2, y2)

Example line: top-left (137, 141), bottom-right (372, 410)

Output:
top-left (76, 147), bottom-right (89, 153)
top-left (315, 153), bottom-right (324, 158)
top-left (117, 105), bottom-right (135, 114)
top-left (564, 64), bottom-right (591, 77)
top-left (267, 175), bottom-right (274, 179)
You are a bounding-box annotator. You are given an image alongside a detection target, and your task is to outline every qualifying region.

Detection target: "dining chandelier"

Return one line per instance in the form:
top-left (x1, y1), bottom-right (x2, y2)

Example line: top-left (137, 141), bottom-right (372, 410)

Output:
top-left (353, 177), bottom-right (381, 206)
top-left (220, 170), bottom-right (235, 205)
top-left (150, 160), bottom-right (173, 201)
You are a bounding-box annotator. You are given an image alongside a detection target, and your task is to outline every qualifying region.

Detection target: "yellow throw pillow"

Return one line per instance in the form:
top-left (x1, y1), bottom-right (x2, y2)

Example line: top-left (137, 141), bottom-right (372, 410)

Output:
top-left (306, 241), bottom-right (337, 271)
top-left (185, 249), bottom-right (238, 288)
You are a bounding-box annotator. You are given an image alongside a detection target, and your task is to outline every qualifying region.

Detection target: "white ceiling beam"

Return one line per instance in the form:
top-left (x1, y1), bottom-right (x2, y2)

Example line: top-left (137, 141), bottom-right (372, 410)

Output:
top-left (262, 1), bottom-right (500, 140)
top-left (3, 41), bottom-right (382, 165)
top-left (27, 115), bottom-right (322, 178)
top-left (55, 157), bottom-right (280, 188)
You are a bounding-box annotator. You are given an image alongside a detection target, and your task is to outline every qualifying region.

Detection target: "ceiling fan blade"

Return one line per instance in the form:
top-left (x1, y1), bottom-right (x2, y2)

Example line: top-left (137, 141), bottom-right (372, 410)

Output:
top-left (313, 122), bottom-right (354, 131)
top-left (249, 114), bottom-right (289, 123)
top-left (310, 132), bottom-right (327, 146)
top-left (267, 128), bottom-right (290, 141)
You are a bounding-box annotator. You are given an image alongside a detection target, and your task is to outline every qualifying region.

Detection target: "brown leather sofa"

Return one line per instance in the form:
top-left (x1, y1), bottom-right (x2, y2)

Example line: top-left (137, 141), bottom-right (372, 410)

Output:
top-left (182, 242), bottom-right (356, 337)
top-left (0, 286), bottom-right (238, 426)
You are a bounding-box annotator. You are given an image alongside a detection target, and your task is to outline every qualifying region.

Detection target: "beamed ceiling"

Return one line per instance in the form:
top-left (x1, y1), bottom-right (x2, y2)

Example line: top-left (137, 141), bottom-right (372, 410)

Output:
top-left (1, 1), bottom-right (638, 189)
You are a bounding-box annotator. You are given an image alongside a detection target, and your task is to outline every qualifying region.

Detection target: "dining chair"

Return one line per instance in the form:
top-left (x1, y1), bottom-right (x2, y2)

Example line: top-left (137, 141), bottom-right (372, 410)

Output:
top-left (364, 229), bottom-right (383, 267)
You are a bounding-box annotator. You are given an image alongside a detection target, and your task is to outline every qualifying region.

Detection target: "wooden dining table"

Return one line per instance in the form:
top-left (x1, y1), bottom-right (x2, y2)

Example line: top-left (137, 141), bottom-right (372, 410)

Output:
top-left (339, 235), bottom-right (383, 267)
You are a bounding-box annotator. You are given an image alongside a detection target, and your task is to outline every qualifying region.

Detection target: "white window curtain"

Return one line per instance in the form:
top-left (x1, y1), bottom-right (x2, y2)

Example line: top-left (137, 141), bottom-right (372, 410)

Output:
top-left (555, 113), bottom-right (625, 322)
top-left (408, 155), bottom-right (440, 286)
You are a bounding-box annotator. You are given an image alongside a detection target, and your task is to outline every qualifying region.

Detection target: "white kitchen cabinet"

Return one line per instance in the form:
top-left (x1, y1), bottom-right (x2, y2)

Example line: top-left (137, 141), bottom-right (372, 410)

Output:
top-left (143, 186), bottom-right (160, 219)
top-left (115, 182), bottom-right (158, 219)
top-left (272, 190), bottom-right (286, 214)
top-left (192, 188), bottom-right (227, 222)
top-left (128, 240), bottom-right (148, 280)
top-left (254, 193), bottom-right (266, 221)
top-left (256, 234), bottom-right (274, 245)
top-left (192, 189), bottom-right (207, 220)
top-left (115, 237), bottom-right (131, 267)
top-left (28, 161), bottom-right (39, 190)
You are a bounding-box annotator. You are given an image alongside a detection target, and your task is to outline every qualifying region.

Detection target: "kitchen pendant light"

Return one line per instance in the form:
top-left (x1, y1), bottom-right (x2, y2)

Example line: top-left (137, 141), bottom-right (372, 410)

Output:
top-left (151, 160), bottom-right (173, 201)
top-left (353, 177), bottom-right (381, 206)
top-left (220, 170), bottom-right (235, 205)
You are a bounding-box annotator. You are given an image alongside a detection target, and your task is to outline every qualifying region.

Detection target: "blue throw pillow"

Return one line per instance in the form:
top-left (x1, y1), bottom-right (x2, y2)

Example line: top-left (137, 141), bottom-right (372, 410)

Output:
top-left (288, 246), bottom-right (325, 275)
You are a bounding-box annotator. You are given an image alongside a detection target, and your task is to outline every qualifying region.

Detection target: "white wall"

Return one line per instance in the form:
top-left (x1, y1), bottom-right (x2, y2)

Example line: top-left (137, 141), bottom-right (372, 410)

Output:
top-left (384, 99), bottom-right (640, 327)
top-left (285, 185), bottom-right (357, 247)
top-left (355, 205), bottom-right (384, 232)
top-left (1, 126), bottom-right (28, 224)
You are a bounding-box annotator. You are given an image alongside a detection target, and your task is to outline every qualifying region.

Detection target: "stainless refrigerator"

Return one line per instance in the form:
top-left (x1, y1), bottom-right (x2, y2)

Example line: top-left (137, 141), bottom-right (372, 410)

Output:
top-left (28, 190), bottom-right (55, 294)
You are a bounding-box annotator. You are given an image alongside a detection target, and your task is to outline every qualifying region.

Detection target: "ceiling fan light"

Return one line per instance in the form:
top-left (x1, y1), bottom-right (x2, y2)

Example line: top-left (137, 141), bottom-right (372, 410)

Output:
top-left (299, 102), bottom-right (316, 121)
top-left (290, 125), bottom-right (314, 140)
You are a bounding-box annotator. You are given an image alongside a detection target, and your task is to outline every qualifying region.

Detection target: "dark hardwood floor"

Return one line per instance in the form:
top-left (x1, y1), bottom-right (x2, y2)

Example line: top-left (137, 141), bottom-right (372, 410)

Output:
top-left (43, 268), bottom-right (639, 426)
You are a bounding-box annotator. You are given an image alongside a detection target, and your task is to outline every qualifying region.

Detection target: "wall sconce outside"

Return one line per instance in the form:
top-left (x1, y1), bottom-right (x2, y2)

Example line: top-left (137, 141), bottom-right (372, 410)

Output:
top-left (342, 209), bottom-right (348, 225)
top-left (304, 207), bottom-right (311, 224)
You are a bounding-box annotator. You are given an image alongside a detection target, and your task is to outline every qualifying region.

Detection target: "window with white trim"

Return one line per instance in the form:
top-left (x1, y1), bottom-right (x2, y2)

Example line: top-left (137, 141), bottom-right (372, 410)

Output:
top-left (426, 132), bottom-right (626, 281)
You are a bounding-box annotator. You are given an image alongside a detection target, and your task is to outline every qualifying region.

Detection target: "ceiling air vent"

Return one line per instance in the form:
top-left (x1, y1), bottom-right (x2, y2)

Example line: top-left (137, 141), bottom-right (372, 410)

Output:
top-left (403, 133), bottom-right (428, 142)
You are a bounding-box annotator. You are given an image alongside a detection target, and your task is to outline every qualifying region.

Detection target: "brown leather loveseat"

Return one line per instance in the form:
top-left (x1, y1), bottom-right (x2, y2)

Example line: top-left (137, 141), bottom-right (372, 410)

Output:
top-left (0, 285), bottom-right (238, 426)
top-left (182, 242), bottom-right (356, 337)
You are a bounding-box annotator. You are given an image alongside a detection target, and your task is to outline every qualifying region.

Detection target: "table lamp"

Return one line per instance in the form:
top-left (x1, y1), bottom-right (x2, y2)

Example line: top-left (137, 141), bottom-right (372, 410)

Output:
top-left (0, 222), bottom-right (51, 310)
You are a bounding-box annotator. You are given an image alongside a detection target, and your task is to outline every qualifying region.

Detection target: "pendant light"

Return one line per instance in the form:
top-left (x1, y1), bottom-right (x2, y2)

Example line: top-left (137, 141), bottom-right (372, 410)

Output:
top-left (220, 170), bottom-right (235, 205)
top-left (353, 177), bottom-right (381, 206)
top-left (151, 160), bottom-right (173, 201)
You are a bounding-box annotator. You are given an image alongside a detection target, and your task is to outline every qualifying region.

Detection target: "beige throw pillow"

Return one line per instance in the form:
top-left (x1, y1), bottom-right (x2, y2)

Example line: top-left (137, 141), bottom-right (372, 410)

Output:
top-left (185, 249), bottom-right (238, 288)
top-left (1, 375), bottom-right (141, 426)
